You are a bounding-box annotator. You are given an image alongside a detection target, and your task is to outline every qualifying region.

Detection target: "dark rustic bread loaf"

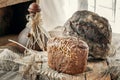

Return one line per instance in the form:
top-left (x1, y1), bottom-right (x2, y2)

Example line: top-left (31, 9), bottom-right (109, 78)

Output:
top-left (47, 37), bottom-right (89, 75)
top-left (63, 10), bottom-right (112, 59)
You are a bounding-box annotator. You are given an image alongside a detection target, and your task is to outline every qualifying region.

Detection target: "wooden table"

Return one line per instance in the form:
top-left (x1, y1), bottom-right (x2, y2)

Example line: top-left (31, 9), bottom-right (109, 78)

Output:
top-left (37, 52), bottom-right (111, 80)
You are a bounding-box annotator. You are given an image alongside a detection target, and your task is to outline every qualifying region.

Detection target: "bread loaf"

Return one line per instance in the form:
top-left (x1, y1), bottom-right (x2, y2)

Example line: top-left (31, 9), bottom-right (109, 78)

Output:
top-left (47, 37), bottom-right (89, 75)
top-left (63, 10), bottom-right (112, 59)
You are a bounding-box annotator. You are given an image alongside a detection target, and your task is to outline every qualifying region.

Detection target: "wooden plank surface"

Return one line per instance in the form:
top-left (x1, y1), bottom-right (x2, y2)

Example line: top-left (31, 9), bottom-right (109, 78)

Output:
top-left (0, 49), bottom-right (111, 80)
top-left (86, 60), bottom-right (111, 80)
top-left (39, 60), bottom-right (86, 80)
top-left (0, 48), bottom-right (111, 80)
top-left (0, 0), bottom-right (31, 8)
top-left (0, 49), bottom-right (112, 80)
top-left (37, 52), bottom-right (111, 80)
top-left (0, 35), bottom-right (18, 46)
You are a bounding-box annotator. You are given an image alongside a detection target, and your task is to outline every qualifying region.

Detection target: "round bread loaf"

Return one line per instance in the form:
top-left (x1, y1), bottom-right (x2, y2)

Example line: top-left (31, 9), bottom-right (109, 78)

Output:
top-left (63, 10), bottom-right (112, 59)
top-left (47, 37), bottom-right (89, 75)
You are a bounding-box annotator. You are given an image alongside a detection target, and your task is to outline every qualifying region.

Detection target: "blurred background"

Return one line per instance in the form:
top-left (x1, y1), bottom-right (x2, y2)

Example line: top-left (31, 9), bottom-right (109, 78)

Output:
top-left (40, 0), bottom-right (120, 33)
top-left (0, 0), bottom-right (119, 45)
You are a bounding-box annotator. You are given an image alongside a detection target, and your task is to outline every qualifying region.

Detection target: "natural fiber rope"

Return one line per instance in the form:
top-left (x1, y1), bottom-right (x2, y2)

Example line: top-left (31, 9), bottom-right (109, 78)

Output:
top-left (25, 8), bottom-right (51, 51)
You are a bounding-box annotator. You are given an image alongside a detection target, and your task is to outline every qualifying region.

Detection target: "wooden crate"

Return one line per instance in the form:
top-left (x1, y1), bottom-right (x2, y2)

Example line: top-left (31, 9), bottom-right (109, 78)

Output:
top-left (0, 0), bottom-right (31, 8)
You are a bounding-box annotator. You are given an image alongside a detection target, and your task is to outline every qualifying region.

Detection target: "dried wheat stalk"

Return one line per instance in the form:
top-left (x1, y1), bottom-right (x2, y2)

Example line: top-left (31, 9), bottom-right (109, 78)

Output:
top-left (25, 12), bottom-right (50, 51)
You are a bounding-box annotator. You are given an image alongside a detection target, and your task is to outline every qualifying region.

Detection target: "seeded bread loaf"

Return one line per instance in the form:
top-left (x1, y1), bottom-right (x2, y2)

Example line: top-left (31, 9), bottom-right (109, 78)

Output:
top-left (47, 37), bottom-right (89, 75)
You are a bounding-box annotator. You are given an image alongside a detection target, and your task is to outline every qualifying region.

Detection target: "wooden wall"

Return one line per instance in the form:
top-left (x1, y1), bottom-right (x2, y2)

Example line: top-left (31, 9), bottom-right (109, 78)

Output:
top-left (0, 0), bottom-right (31, 8)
